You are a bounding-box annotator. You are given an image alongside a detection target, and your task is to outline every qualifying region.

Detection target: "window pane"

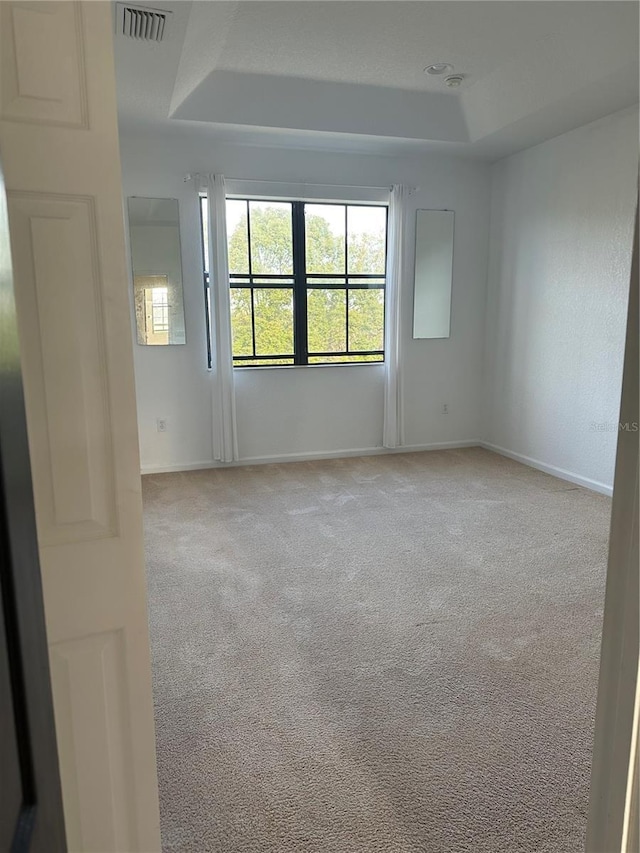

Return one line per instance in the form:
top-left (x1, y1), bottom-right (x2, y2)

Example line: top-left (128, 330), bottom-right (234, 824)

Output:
top-left (235, 358), bottom-right (295, 367)
top-left (306, 276), bottom-right (347, 289)
top-left (230, 288), bottom-right (253, 357)
top-left (151, 286), bottom-right (169, 332)
top-left (307, 289), bottom-right (346, 353)
top-left (251, 278), bottom-right (294, 287)
top-left (254, 288), bottom-right (294, 356)
top-left (249, 202), bottom-right (293, 275)
top-left (227, 200), bottom-right (249, 274)
top-left (347, 206), bottom-right (387, 274)
top-left (201, 197), bottom-right (210, 274)
top-left (348, 288), bottom-right (384, 352)
top-left (308, 354), bottom-right (383, 364)
top-left (305, 204), bottom-right (345, 274)
top-left (220, 198), bottom-right (388, 369)
top-left (346, 277), bottom-right (385, 290)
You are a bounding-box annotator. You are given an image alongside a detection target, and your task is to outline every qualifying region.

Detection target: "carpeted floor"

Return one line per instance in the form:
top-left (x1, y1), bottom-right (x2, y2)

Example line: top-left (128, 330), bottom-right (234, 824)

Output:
top-left (142, 447), bottom-right (610, 853)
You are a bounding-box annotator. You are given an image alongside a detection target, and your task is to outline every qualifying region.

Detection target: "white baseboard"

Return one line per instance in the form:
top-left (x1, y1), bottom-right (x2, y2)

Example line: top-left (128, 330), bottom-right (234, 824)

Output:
top-left (140, 440), bottom-right (481, 475)
top-left (141, 460), bottom-right (223, 475)
top-left (480, 441), bottom-right (613, 496)
top-left (141, 442), bottom-right (614, 496)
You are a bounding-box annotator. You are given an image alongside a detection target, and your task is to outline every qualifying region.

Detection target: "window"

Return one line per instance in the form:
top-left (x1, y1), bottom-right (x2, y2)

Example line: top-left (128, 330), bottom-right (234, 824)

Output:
top-left (134, 275), bottom-right (170, 345)
top-left (151, 286), bottom-right (169, 333)
top-left (200, 197), bottom-right (387, 367)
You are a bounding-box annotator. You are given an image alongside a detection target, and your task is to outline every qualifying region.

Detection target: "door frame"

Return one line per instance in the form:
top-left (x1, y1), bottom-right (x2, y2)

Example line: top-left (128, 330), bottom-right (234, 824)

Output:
top-left (587, 199), bottom-right (639, 853)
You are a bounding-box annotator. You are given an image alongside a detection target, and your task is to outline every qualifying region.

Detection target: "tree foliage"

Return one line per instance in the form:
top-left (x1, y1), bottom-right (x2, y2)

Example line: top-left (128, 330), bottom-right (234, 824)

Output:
top-left (227, 205), bottom-right (385, 364)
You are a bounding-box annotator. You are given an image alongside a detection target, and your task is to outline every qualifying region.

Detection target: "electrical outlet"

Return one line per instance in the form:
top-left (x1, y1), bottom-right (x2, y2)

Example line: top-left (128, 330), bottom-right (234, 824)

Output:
top-left (156, 418), bottom-right (168, 433)
top-left (441, 404), bottom-right (449, 415)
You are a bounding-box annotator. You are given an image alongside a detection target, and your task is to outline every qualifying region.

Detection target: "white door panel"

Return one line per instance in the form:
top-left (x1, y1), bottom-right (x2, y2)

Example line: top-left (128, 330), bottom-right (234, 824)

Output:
top-left (0, 3), bottom-right (161, 850)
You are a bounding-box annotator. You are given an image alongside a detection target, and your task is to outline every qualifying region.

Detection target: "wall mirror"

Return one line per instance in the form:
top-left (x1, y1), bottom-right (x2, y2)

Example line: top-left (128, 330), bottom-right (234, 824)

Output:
top-left (128, 197), bottom-right (186, 346)
top-left (413, 209), bottom-right (454, 339)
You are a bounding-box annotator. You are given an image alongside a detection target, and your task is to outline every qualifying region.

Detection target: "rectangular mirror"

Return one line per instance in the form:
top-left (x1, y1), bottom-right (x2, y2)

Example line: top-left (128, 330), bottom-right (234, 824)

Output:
top-left (128, 197), bottom-right (186, 345)
top-left (413, 209), bottom-right (454, 339)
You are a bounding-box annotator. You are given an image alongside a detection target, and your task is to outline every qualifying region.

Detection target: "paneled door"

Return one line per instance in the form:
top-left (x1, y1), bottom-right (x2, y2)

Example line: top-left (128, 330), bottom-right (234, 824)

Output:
top-left (0, 157), bottom-right (66, 853)
top-left (0, 3), bottom-right (161, 850)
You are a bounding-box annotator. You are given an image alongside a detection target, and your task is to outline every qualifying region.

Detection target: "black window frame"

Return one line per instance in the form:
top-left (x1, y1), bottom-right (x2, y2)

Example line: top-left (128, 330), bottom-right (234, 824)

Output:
top-left (200, 195), bottom-right (388, 368)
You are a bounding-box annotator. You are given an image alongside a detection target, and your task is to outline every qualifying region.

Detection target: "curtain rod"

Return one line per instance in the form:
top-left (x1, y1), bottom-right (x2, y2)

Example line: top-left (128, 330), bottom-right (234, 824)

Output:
top-left (183, 173), bottom-right (398, 192)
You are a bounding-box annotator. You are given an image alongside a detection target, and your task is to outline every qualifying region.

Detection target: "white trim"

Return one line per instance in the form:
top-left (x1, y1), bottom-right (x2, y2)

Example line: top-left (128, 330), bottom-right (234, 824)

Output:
top-left (621, 668), bottom-right (640, 853)
top-left (480, 441), bottom-right (613, 496)
top-left (140, 440), bottom-right (481, 475)
top-left (142, 442), bottom-right (616, 496)
top-left (587, 203), bottom-right (638, 853)
top-left (141, 460), bottom-right (225, 474)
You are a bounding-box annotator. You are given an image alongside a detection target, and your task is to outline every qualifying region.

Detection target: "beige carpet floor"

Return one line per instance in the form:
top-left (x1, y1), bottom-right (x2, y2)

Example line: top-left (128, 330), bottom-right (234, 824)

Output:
top-left (142, 447), bottom-right (610, 853)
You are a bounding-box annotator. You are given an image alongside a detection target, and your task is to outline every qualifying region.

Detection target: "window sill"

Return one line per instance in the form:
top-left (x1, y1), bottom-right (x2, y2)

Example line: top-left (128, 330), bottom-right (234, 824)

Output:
top-left (231, 361), bottom-right (385, 371)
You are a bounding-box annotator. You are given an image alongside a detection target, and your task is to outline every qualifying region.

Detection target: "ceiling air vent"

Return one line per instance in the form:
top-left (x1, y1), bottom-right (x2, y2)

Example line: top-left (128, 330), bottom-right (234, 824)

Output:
top-left (117, 4), bottom-right (170, 42)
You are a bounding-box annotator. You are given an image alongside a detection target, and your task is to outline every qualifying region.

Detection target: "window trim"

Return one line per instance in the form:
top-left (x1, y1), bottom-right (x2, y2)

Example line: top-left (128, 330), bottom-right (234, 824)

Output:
top-left (200, 195), bottom-right (388, 369)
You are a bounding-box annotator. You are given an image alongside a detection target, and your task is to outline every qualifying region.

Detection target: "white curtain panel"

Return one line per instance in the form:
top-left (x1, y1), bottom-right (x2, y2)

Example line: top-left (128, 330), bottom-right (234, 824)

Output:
top-left (383, 184), bottom-right (409, 448)
top-left (205, 174), bottom-right (238, 463)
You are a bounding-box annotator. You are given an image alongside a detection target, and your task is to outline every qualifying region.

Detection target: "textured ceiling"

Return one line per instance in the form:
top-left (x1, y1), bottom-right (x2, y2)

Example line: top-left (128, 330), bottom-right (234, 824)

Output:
top-left (175, 1), bottom-right (578, 95)
top-left (114, 1), bottom-right (639, 160)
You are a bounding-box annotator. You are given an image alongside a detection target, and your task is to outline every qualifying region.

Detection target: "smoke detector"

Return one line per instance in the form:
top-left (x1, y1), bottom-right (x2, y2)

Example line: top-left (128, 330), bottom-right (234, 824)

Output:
top-left (116, 3), bottom-right (171, 42)
top-left (424, 63), bottom-right (454, 76)
top-left (444, 75), bottom-right (465, 89)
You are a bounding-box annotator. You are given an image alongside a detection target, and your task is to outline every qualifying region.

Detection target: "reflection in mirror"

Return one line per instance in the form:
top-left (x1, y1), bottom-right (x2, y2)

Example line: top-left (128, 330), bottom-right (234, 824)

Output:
top-left (413, 210), bottom-right (454, 339)
top-left (128, 197), bottom-right (186, 345)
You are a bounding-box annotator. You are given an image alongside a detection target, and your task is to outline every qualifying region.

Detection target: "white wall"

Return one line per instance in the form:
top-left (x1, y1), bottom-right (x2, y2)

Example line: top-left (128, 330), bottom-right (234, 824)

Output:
top-left (482, 107), bottom-right (638, 493)
top-left (119, 128), bottom-right (491, 472)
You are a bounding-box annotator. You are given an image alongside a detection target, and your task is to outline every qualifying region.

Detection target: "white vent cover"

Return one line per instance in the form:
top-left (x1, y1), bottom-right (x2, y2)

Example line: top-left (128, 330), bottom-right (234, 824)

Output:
top-left (117, 4), bottom-right (170, 42)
